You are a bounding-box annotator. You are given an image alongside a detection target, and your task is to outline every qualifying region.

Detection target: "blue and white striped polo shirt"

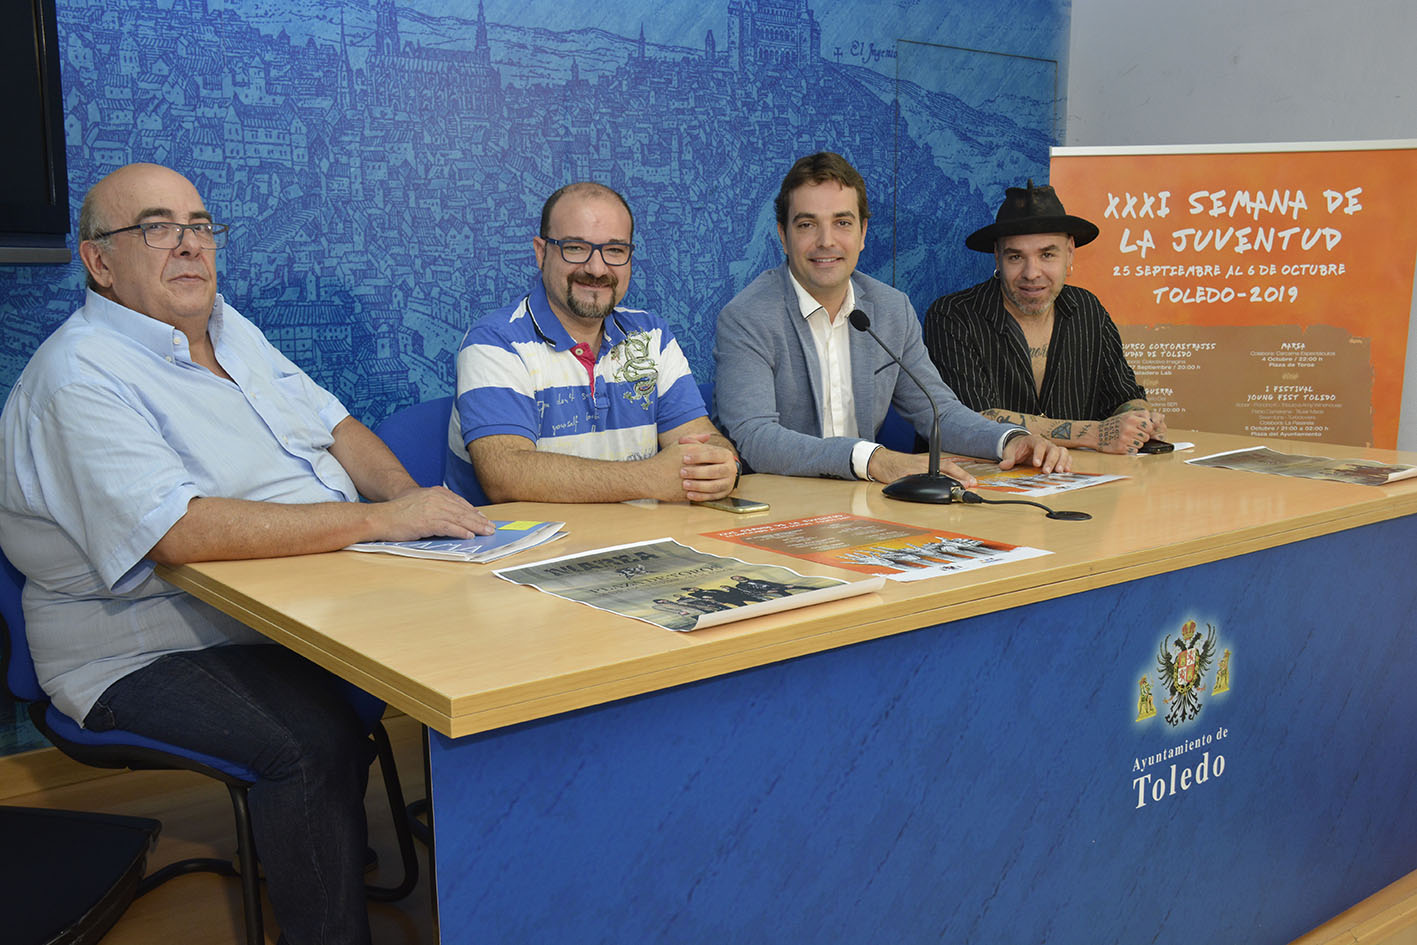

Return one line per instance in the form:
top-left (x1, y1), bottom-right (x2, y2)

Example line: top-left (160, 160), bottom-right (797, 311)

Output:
top-left (444, 278), bottom-right (706, 502)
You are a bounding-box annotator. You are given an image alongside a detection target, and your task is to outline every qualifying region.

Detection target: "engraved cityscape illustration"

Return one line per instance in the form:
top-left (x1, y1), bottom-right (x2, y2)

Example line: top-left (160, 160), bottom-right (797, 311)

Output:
top-left (0, 0), bottom-right (1057, 418)
top-left (0, 0), bottom-right (1061, 750)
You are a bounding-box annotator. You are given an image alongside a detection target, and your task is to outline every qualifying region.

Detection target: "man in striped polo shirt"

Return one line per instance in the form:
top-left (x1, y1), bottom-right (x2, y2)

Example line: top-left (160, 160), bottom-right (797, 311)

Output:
top-left (924, 181), bottom-right (1167, 454)
top-left (447, 182), bottom-right (738, 503)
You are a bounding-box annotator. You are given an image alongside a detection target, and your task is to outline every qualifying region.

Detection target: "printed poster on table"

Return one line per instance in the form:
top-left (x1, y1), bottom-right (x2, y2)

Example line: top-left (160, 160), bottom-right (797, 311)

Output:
top-left (1049, 141), bottom-right (1417, 448)
top-left (946, 458), bottom-right (1126, 497)
top-left (493, 538), bottom-right (883, 632)
top-left (705, 513), bottom-right (1049, 583)
top-left (1188, 446), bottom-right (1417, 486)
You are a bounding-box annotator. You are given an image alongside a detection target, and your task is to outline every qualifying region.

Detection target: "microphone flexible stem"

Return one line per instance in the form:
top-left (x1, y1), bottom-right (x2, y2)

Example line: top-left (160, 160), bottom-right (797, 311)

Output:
top-left (849, 312), bottom-right (939, 477)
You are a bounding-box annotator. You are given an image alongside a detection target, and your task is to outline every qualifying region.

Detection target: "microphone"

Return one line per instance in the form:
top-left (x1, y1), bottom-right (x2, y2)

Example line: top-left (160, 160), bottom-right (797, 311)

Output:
top-left (847, 309), bottom-right (1091, 520)
top-left (848, 309), bottom-right (959, 504)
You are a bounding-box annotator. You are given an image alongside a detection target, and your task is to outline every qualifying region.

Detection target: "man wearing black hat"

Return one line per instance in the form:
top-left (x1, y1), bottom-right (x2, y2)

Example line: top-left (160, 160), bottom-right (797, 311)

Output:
top-left (924, 182), bottom-right (1165, 454)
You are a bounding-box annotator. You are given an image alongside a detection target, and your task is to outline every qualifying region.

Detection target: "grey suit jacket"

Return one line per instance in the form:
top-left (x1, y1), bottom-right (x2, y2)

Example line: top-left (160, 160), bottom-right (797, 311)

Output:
top-left (714, 264), bottom-right (1014, 479)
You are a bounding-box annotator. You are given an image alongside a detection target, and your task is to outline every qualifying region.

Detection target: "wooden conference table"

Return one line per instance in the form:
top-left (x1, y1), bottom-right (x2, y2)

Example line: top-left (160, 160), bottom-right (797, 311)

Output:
top-left (160, 430), bottom-right (1417, 945)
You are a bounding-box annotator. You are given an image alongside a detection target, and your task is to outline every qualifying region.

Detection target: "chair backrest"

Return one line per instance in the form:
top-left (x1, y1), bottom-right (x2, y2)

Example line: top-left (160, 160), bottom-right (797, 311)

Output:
top-left (0, 547), bottom-right (44, 704)
top-left (373, 396), bottom-right (456, 490)
top-left (698, 380), bottom-right (715, 418)
top-left (876, 404), bottom-right (921, 454)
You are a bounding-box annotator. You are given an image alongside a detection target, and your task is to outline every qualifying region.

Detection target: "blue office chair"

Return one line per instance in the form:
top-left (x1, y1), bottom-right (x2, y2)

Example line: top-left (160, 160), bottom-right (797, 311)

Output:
top-left (0, 548), bottom-right (418, 945)
top-left (876, 404), bottom-right (921, 454)
top-left (375, 394), bottom-right (490, 504)
top-left (373, 393), bottom-right (477, 845)
top-left (698, 380), bottom-right (716, 419)
top-left (374, 395), bottom-right (454, 489)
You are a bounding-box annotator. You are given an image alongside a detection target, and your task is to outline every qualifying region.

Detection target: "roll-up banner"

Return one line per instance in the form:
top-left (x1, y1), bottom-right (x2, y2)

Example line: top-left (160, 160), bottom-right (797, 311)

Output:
top-left (1049, 142), bottom-right (1417, 448)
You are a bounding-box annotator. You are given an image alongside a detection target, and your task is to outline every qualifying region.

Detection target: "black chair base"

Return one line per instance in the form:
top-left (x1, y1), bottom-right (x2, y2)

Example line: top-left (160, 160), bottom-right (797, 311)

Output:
top-left (31, 708), bottom-right (420, 945)
top-left (140, 721), bottom-right (419, 944)
top-left (406, 796), bottom-right (433, 847)
top-left (366, 719), bottom-right (419, 902)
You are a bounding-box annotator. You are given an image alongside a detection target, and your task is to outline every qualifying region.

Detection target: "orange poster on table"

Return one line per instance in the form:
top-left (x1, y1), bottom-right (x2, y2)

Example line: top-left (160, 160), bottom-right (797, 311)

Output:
top-left (1049, 142), bottom-right (1417, 448)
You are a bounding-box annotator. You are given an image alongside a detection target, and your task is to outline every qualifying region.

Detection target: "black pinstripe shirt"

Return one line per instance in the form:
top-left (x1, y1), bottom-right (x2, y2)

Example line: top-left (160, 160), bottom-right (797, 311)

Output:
top-left (923, 277), bottom-right (1146, 421)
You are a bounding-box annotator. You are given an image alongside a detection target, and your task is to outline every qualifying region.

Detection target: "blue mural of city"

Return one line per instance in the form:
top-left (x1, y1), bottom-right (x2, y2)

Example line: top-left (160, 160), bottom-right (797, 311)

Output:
top-left (0, 0), bottom-right (1063, 755)
top-left (0, 0), bottom-right (1061, 417)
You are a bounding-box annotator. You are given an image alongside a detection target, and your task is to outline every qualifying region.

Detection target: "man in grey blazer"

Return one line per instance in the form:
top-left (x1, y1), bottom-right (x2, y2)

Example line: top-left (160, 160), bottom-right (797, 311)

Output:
top-left (714, 152), bottom-right (1067, 484)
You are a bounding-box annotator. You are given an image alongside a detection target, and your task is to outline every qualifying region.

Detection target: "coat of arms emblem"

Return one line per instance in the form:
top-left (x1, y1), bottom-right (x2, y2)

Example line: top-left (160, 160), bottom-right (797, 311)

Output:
top-left (1156, 619), bottom-right (1218, 726)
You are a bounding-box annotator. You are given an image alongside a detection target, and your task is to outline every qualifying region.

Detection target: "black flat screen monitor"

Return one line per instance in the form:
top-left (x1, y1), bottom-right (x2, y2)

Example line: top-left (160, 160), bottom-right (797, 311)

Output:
top-left (0, 0), bottom-right (70, 265)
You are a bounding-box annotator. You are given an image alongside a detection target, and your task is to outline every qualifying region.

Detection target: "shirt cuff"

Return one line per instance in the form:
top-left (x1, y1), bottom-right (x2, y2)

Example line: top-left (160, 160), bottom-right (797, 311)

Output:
top-left (852, 440), bottom-right (880, 480)
top-left (997, 427), bottom-right (1029, 459)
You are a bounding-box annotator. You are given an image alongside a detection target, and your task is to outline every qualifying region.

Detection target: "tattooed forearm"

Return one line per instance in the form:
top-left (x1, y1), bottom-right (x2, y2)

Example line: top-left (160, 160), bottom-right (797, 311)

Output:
top-left (982, 408), bottom-right (1097, 448)
top-left (982, 409), bottom-right (1028, 426)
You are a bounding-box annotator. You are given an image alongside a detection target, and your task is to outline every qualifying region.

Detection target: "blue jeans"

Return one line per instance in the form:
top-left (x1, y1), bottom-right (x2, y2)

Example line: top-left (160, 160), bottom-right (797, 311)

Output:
top-left (85, 643), bottom-right (374, 945)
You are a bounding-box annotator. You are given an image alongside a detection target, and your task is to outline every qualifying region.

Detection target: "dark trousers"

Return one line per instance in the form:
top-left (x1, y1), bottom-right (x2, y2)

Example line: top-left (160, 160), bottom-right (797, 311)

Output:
top-left (85, 644), bottom-right (374, 945)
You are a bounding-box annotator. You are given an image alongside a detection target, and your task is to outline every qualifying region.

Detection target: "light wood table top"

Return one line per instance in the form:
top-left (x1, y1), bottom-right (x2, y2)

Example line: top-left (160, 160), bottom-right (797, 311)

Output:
top-left (158, 431), bottom-right (1417, 738)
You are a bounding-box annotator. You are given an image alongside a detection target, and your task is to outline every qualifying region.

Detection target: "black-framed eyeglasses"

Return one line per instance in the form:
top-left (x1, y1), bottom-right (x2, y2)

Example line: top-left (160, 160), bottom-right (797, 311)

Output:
top-left (543, 237), bottom-right (633, 266)
top-left (92, 221), bottom-right (229, 250)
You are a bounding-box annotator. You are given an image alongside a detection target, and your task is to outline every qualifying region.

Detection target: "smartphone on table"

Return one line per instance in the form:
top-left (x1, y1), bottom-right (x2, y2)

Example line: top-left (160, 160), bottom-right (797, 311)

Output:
top-left (696, 496), bottom-right (770, 513)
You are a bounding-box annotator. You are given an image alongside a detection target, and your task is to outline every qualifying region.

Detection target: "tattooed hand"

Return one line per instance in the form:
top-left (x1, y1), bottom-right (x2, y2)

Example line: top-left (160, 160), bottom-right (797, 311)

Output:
top-left (1095, 410), bottom-right (1159, 454)
top-left (1130, 405), bottom-right (1167, 440)
top-left (982, 404), bottom-right (1165, 453)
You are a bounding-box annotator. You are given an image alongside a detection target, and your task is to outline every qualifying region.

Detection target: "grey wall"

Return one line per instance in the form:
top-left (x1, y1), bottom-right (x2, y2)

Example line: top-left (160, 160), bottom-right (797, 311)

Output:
top-left (1065, 0), bottom-right (1416, 147)
top-left (1065, 0), bottom-right (1417, 447)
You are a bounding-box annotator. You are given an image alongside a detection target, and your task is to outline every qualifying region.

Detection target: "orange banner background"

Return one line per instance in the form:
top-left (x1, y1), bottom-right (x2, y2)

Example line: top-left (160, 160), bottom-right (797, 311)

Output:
top-left (1049, 144), bottom-right (1417, 447)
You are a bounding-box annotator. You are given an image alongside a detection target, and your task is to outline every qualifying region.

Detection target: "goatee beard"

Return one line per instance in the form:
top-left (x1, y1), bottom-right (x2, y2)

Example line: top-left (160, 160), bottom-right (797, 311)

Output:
top-left (564, 274), bottom-right (618, 320)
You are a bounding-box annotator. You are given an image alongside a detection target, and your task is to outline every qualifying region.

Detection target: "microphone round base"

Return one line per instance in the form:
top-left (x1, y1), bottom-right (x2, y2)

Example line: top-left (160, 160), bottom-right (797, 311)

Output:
top-left (881, 474), bottom-right (960, 504)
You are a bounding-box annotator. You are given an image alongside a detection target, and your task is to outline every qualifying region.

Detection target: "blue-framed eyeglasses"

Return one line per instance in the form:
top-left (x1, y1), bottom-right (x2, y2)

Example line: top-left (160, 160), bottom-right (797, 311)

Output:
top-left (544, 237), bottom-right (633, 266)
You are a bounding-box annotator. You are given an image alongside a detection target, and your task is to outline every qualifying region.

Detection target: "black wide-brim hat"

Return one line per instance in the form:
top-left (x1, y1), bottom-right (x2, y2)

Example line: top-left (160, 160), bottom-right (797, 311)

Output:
top-left (965, 179), bottom-right (1099, 252)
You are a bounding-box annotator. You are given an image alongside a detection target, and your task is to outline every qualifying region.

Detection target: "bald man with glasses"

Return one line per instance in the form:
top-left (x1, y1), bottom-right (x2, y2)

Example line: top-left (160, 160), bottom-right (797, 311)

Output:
top-left (0, 163), bottom-right (493, 945)
top-left (446, 181), bottom-right (739, 504)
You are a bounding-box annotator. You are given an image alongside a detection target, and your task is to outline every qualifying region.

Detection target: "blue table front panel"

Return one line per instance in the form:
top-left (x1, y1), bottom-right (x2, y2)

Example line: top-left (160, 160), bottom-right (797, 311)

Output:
top-left (430, 516), bottom-right (1417, 944)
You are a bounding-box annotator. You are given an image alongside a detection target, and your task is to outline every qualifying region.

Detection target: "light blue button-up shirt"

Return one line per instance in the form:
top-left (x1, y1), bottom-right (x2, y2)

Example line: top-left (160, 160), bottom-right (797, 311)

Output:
top-left (0, 290), bottom-right (357, 721)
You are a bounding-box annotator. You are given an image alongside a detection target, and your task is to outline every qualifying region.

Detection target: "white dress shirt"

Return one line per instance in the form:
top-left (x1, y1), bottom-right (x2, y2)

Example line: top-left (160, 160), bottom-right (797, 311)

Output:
top-left (785, 272), bottom-right (883, 479)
